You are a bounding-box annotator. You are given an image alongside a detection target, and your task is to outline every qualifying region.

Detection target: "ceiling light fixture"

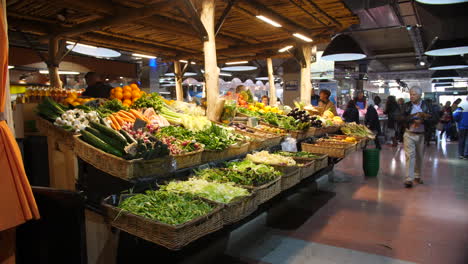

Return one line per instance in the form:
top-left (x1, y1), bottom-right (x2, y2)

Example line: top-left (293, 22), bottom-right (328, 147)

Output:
top-left (179, 60), bottom-right (196, 64)
top-left (39, 70), bottom-right (80, 75)
top-left (132, 53), bottom-right (156, 59)
top-left (8, 65), bottom-right (14, 69)
top-left (225, 61), bottom-right (248, 65)
top-left (219, 72), bottom-right (232, 77)
top-left (429, 55), bottom-right (468, 70)
top-left (293, 33), bottom-right (313, 42)
top-left (425, 38), bottom-right (468, 56)
top-left (67, 42), bottom-right (121, 58)
top-left (278, 45), bottom-right (293, 52)
top-left (221, 61), bottom-right (258, 71)
top-left (415, 0), bottom-right (468, 4)
top-left (256, 15), bottom-right (282, 27)
top-left (419, 61), bottom-right (426, 66)
top-left (431, 70), bottom-right (461, 79)
top-left (321, 34), bottom-right (366, 61)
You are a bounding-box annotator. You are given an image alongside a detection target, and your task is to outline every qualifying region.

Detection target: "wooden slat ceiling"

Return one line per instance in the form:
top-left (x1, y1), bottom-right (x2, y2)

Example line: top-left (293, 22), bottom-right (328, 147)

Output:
top-left (6, 0), bottom-right (359, 62)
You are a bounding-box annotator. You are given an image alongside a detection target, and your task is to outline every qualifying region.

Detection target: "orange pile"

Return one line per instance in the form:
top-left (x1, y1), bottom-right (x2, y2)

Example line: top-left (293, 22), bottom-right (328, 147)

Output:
top-left (109, 83), bottom-right (145, 107)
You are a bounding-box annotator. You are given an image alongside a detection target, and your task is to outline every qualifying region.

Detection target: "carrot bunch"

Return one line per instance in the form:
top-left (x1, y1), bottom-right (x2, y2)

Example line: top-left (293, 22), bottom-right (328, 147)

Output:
top-left (107, 109), bottom-right (150, 130)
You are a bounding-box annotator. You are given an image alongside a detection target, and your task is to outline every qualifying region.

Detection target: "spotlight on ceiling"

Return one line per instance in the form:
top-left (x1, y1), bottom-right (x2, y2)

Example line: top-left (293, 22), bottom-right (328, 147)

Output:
top-left (419, 60), bottom-right (426, 66)
top-left (321, 34), bottom-right (366, 61)
top-left (132, 53), bottom-right (156, 59)
top-left (429, 55), bottom-right (468, 70)
top-left (425, 38), bottom-right (468, 56)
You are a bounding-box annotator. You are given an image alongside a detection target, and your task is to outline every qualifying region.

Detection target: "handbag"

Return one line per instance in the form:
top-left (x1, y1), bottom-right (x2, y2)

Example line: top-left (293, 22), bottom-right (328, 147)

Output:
top-left (436, 122), bottom-right (443, 131)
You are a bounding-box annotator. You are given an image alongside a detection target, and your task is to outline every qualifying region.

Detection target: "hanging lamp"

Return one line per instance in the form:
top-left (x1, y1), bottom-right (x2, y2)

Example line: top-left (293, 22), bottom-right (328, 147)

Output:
top-left (429, 55), bottom-right (468, 70)
top-left (425, 38), bottom-right (468, 56)
top-left (321, 34), bottom-right (366, 61)
top-left (431, 70), bottom-right (461, 79)
top-left (415, 0), bottom-right (468, 4)
top-left (221, 61), bottom-right (258, 71)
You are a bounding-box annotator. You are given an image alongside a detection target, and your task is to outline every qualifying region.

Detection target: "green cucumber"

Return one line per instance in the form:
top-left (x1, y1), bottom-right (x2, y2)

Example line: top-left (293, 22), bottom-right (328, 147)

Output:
top-left (85, 127), bottom-right (126, 151)
top-left (119, 129), bottom-right (137, 144)
top-left (89, 121), bottom-right (127, 146)
top-left (80, 130), bottom-right (123, 157)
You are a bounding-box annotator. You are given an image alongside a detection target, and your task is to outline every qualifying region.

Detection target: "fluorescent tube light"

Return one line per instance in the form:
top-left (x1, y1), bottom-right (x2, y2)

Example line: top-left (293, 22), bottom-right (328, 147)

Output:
top-left (226, 61), bottom-right (248, 65)
top-left (256, 15), bottom-right (282, 27)
top-left (8, 66), bottom-right (14, 69)
top-left (293, 33), bottom-right (313, 42)
top-left (132, 53), bottom-right (156, 59)
top-left (39, 70), bottom-right (79, 75)
top-left (278, 45), bottom-right (293, 52)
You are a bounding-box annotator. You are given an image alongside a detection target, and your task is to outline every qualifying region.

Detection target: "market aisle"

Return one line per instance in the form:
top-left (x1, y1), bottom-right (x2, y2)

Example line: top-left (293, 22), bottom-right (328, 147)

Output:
top-left (226, 142), bottom-right (468, 264)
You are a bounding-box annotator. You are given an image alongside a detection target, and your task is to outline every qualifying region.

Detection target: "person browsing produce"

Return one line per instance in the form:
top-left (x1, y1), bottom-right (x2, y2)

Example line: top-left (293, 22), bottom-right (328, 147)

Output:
top-left (399, 87), bottom-right (433, 188)
top-left (318, 89), bottom-right (337, 116)
top-left (82, 72), bottom-right (112, 98)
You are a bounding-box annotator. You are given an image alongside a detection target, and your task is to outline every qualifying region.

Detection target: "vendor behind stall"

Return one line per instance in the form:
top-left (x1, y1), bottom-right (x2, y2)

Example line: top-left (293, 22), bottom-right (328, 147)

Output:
top-left (82, 72), bottom-right (112, 98)
top-left (318, 89), bottom-right (337, 115)
top-left (354, 91), bottom-right (367, 110)
top-left (310, 88), bottom-right (320, 106)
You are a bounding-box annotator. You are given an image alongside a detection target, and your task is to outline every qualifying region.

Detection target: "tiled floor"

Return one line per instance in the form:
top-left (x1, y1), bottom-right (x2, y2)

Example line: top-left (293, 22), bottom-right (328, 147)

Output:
top-left (226, 142), bottom-right (468, 264)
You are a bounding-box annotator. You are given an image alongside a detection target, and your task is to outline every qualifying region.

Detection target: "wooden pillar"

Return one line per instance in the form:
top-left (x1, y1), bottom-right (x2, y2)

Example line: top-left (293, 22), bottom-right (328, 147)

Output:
top-left (299, 44), bottom-right (312, 104)
top-left (200, 0), bottom-right (219, 121)
top-left (174, 60), bottom-right (183, 101)
top-left (48, 37), bottom-right (62, 88)
top-left (266, 57), bottom-right (276, 106)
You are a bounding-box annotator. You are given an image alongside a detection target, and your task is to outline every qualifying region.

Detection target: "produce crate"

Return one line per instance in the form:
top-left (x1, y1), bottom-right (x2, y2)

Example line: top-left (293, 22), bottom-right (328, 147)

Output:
top-left (233, 129), bottom-right (282, 151)
top-left (288, 129), bottom-right (307, 140)
top-left (221, 194), bottom-right (258, 225)
top-left (74, 137), bottom-right (175, 180)
top-left (325, 126), bottom-right (340, 134)
top-left (292, 154), bottom-right (328, 177)
top-left (306, 127), bottom-right (326, 137)
top-left (243, 176), bottom-right (281, 206)
top-left (102, 195), bottom-right (223, 250)
top-left (301, 143), bottom-right (355, 158)
top-left (173, 148), bottom-right (204, 169)
top-left (36, 117), bottom-right (77, 148)
top-left (295, 160), bottom-right (316, 180)
top-left (280, 170), bottom-right (301, 191)
top-left (201, 142), bottom-right (250, 163)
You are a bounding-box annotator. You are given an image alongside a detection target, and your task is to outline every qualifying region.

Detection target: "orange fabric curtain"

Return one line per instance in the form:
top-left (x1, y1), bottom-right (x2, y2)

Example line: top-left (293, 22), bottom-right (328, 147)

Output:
top-left (0, 0), bottom-right (39, 231)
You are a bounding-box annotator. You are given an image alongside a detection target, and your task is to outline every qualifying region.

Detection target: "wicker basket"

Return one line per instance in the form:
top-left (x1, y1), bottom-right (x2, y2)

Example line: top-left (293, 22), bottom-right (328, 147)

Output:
top-left (325, 126), bottom-right (340, 134)
top-left (201, 142), bottom-right (250, 163)
top-left (235, 112), bottom-right (251, 118)
top-left (173, 148), bottom-right (204, 169)
top-left (295, 160), bottom-right (316, 180)
top-left (36, 117), bottom-right (77, 148)
top-left (74, 137), bottom-right (175, 180)
top-left (292, 155), bottom-right (328, 177)
top-left (280, 170), bottom-right (301, 191)
top-left (102, 195), bottom-right (223, 250)
top-left (306, 127), bottom-right (326, 137)
top-left (288, 129), bottom-right (307, 140)
top-left (301, 143), bottom-right (355, 158)
top-left (221, 194), bottom-right (258, 225)
top-left (243, 176), bottom-right (282, 206)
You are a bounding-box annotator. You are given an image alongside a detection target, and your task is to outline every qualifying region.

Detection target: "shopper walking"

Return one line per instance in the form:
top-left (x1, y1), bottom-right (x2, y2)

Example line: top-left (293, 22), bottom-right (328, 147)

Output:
top-left (384, 96), bottom-right (400, 146)
top-left (365, 98), bottom-right (381, 149)
top-left (453, 96), bottom-right (468, 159)
top-left (397, 98), bottom-right (406, 142)
top-left (400, 87), bottom-right (433, 188)
top-left (343, 100), bottom-right (359, 123)
top-left (439, 101), bottom-right (453, 141)
top-left (451, 98), bottom-right (462, 141)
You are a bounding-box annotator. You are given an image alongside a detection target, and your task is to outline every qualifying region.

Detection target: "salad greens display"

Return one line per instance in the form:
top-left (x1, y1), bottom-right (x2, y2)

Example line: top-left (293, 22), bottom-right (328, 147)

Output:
top-left (132, 93), bottom-right (164, 112)
top-left (162, 178), bottom-right (249, 204)
top-left (275, 151), bottom-right (323, 159)
top-left (194, 124), bottom-right (246, 151)
top-left (118, 190), bottom-right (213, 225)
top-left (246, 151), bottom-right (296, 166)
top-left (263, 112), bottom-right (310, 131)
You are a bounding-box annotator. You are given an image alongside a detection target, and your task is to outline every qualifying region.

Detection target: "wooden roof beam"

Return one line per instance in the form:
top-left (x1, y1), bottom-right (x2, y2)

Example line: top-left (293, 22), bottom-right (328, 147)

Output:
top-left (233, 0), bottom-right (314, 37)
top-left (47, 1), bottom-right (172, 39)
top-left (217, 39), bottom-right (296, 55)
top-left (177, 0), bottom-right (209, 41)
top-left (215, 0), bottom-right (237, 36)
top-left (218, 52), bottom-right (293, 63)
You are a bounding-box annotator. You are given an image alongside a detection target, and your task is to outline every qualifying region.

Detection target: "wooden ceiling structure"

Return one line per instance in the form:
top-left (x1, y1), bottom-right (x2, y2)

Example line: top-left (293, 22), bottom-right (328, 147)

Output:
top-left (6, 0), bottom-right (358, 62)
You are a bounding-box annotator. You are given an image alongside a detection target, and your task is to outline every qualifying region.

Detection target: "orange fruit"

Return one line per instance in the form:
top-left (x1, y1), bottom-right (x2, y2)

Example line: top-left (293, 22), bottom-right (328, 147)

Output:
top-left (130, 83), bottom-right (139, 90)
top-left (131, 91), bottom-right (141, 99)
top-left (132, 98), bottom-right (138, 104)
top-left (123, 86), bottom-right (132, 92)
top-left (109, 95), bottom-right (115, 100)
top-left (114, 91), bottom-right (123, 100)
top-left (110, 89), bottom-right (116, 95)
top-left (123, 91), bottom-right (132, 100)
top-left (139, 91), bottom-right (146, 96)
top-left (114, 87), bottom-right (122, 93)
top-left (123, 99), bottom-right (132, 106)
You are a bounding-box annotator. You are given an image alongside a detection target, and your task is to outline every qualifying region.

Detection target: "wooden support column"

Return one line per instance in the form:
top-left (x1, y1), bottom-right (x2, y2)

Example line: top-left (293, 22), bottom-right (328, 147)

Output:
top-left (174, 60), bottom-right (184, 101)
top-left (299, 44), bottom-right (312, 104)
top-left (200, 0), bottom-right (219, 121)
top-left (266, 57), bottom-right (276, 106)
top-left (48, 37), bottom-right (61, 88)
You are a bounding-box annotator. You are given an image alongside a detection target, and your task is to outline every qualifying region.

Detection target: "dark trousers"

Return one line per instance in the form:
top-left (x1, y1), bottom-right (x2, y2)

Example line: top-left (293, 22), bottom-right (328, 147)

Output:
top-left (459, 129), bottom-right (468, 157)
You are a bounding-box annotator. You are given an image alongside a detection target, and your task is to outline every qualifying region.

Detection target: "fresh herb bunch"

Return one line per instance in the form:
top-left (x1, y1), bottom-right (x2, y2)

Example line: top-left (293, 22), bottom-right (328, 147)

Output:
top-left (118, 190), bottom-right (213, 225)
top-left (37, 97), bottom-right (67, 121)
top-left (161, 178), bottom-right (249, 204)
top-left (194, 124), bottom-right (245, 151)
top-left (274, 151), bottom-right (322, 158)
top-left (158, 126), bottom-right (195, 140)
top-left (132, 93), bottom-right (164, 112)
top-left (97, 99), bottom-right (128, 116)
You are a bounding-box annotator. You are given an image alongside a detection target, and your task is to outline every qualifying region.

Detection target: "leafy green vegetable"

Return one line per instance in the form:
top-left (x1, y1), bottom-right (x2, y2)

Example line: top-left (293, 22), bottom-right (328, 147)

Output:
top-left (98, 99), bottom-right (128, 116)
top-left (36, 97), bottom-right (66, 121)
top-left (274, 151), bottom-right (322, 158)
top-left (196, 160), bottom-right (280, 187)
top-left (118, 190), bottom-right (213, 226)
top-left (263, 112), bottom-right (310, 131)
top-left (158, 126), bottom-right (195, 140)
top-left (132, 93), bottom-right (164, 111)
top-left (161, 178), bottom-right (249, 204)
top-left (194, 124), bottom-right (245, 151)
